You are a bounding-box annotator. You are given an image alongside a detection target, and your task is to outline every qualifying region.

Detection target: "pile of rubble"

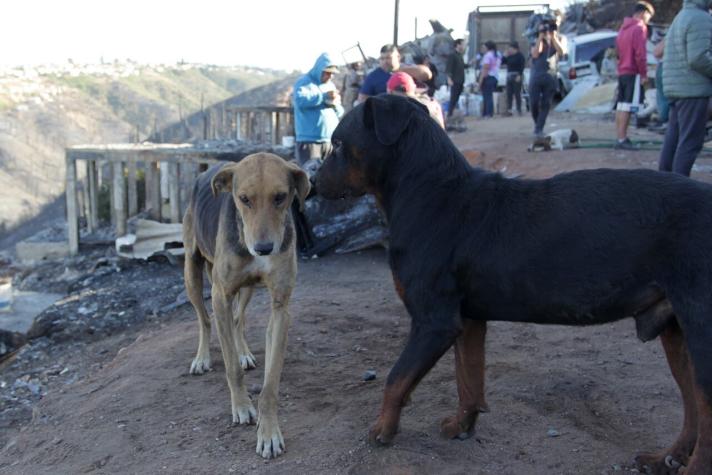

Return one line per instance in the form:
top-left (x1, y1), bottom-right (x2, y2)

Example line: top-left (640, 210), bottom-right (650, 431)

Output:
top-left (0, 244), bottom-right (188, 442)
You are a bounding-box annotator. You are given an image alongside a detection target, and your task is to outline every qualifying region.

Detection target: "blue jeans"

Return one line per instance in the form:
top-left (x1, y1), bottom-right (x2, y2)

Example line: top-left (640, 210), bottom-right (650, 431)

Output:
top-left (482, 76), bottom-right (498, 117)
top-left (529, 73), bottom-right (556, 134)
top-left (658, 98), bottom-right (709, 176)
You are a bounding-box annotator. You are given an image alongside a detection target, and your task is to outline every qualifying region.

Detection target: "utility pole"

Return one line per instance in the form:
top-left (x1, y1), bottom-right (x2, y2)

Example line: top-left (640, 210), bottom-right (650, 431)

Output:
top-left (393, 0), bottom-right (400, 45)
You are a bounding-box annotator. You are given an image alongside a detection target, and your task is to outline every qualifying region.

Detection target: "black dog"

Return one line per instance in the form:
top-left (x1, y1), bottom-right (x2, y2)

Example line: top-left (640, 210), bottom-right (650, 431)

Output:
top-left (315, 95), bottom-right (712, 474)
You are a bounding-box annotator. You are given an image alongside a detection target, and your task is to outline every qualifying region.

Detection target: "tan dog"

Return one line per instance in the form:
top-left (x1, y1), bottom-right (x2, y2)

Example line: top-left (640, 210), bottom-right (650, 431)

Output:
top-left (182, 153), bottom-right (309, 459)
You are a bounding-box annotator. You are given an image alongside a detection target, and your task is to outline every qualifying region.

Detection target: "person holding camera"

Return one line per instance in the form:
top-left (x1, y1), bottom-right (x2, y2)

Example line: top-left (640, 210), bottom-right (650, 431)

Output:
top-left (614, 1), bottom-right (655, 150)
top-left (529, 21), bottom-right (564, 137)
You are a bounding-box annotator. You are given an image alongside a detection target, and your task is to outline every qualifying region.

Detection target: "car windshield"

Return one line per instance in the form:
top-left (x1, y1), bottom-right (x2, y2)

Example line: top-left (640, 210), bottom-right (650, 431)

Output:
top-left (575, 37), bottom-right (616, 63)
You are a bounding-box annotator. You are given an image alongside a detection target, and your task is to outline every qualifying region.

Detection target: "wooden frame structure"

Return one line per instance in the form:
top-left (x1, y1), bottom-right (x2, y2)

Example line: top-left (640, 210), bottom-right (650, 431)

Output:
top-left (65, 104), bottom-right (296, 256)
top-left (228, 106), bottom-right (294, 145)
top-left (65, 142), bottom-right (292, 256)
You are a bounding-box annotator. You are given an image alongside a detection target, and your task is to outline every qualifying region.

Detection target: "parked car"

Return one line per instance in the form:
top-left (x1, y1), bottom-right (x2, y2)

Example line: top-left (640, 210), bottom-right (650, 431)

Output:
top-left (558, 31), bottom-right (618, 94)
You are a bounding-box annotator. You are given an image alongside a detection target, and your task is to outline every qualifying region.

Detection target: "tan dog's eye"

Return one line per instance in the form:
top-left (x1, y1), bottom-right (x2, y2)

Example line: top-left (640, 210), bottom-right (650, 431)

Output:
top-left (239, 195), bottom-right (251, 207)
top-left (274, 192), bottom-right (287, 206)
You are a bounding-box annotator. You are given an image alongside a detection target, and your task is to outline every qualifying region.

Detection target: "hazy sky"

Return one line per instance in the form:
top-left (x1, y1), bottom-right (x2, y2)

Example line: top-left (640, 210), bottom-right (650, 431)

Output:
top-left (2, 0), bottom-right (571, 71)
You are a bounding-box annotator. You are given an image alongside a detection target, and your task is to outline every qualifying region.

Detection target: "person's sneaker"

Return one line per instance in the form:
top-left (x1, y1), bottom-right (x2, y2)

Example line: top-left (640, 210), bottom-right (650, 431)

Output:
top-left (614, 138), bottom-right (640, 150)
top-left (502, 111), bottom-right (513, 117)
top-left (648, 123), bottom-right (667, 134)
top-left (533, 129), bottom-right (544, 138)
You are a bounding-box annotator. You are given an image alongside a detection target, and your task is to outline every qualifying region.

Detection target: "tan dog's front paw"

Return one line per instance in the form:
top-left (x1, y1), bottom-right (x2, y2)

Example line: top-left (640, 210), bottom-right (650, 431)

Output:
top-left (232, 401), bottom-right (257, 425)
top-left (256, 416), bottom-right (285, 459)
top-left (189, 354), bottom-right (211, 375)
top-left (239, 352), bottom-right (257, 370)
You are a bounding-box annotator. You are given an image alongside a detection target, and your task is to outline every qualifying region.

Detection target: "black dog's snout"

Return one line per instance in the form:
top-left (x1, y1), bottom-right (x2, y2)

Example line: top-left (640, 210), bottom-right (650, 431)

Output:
top-left (254, 242), bottom-right (274, 256)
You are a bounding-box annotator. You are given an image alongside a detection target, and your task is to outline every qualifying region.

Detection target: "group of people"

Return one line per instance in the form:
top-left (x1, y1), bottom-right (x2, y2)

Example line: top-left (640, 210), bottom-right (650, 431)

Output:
top-left (292, 0), bottom-right (712, 181)
top-left (292, 45), bottom-right (442, 169)
top-left (614, 0), bottom-right (712, 179)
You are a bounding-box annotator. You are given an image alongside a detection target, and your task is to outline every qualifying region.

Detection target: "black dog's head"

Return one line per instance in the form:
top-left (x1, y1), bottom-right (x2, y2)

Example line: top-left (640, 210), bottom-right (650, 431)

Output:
top-left (316, 94), bottom-right (428, 199)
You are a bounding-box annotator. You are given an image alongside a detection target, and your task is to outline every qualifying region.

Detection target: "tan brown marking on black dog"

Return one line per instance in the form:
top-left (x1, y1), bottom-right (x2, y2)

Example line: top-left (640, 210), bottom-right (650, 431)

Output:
top-left (183, 153), bottom-right (309, 459)
top-left (441, 319), bottom-right (489, 440)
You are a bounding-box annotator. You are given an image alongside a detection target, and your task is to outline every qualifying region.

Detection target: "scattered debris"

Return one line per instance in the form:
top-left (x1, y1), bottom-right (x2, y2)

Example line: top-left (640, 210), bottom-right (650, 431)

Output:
top-left (362, 370), bottom-right (376, 382)
top-left (115, 219), bottom-right (183, 261)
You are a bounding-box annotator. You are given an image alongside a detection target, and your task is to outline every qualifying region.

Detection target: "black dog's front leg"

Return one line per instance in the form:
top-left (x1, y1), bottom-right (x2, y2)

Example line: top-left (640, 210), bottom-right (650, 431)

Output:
top-left (370, 317), bottom-right (461, 445)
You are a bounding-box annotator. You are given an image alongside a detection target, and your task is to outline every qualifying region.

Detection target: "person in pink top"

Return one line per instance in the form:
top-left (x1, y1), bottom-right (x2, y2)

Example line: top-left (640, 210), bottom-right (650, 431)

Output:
top-left (478, 41), bottom-right (500, 118)
top-left (614, 1), bottom-right (655, 150)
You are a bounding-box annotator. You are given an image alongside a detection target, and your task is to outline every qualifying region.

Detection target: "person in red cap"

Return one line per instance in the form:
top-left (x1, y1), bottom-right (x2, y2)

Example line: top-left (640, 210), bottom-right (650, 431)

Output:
top-left (386, 71), bottom-right (416, 95)
top-left (387, 72), bottom-right (445, 129)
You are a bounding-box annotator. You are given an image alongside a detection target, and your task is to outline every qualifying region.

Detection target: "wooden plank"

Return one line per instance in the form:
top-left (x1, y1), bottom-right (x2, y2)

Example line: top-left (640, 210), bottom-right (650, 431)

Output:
top-left (145, 161), bottom-right (162, 221)
top-left (112, 161), bottom-right (127, 237)
top-left (87, 160), bottom-right (98, 231)
top-left (167, 161), bottom-right (180, 223)
top-left (66, 153), bottom-right (79, 255)
top-left (127, 158), bottom-right (138, 217)
top-left (108, 164), bottom-right (115, 227)
top-left (80, 162), bottom-right (90, 228)
top-left (270, 111), bottom-right (278, 145)
top-left (179, 162), bottom-right (197, 217)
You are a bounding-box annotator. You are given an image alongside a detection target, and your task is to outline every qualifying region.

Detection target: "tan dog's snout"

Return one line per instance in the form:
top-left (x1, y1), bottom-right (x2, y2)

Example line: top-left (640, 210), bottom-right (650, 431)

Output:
top-left (211, 153), bottom-right (310, 257)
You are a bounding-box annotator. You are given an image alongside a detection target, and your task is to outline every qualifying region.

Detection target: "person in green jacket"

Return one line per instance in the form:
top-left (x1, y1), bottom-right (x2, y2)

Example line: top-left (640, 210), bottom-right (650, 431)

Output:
top-left (658, 0), bottom-right (712, 176)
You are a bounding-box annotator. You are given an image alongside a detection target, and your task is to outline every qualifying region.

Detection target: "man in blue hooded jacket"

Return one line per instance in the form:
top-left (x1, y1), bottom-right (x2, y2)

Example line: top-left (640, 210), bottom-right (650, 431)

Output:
top-left (293, 53), bottom-right (344, 169)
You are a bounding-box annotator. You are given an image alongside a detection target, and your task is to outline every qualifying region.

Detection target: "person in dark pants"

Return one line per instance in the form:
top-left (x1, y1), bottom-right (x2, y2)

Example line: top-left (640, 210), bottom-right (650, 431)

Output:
top-left (658, 0), bottom-right (712, 176)
top-left (529, 22), bottom-right (564, 136)
top-left (478, 41), bottom-right (500, 118)
top-left (446, 38), bottom-right (466, 124)
top-left (502, 41), bottom-right (525, 116)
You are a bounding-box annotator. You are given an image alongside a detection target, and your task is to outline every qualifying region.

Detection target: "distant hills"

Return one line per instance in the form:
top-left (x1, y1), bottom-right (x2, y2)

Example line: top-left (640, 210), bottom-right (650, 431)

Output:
top-left (0, 62), bottom-right (292, 235)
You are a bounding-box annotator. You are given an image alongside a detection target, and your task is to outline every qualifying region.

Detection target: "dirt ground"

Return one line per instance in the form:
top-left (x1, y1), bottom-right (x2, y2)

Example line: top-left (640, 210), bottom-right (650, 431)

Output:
top-left (2, 112), bottom-right (712, 475)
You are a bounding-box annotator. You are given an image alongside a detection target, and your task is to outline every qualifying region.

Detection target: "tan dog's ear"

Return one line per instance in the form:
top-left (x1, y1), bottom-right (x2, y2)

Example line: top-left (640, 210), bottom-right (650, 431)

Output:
top-left (211, 165), bottom-right (237, 196)
top-left (285, 161), bottom-right (311, 211)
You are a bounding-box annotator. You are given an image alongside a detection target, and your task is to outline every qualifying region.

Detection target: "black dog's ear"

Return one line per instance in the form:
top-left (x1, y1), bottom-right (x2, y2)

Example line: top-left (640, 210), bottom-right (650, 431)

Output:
top-left (363, 95), bottom-right (419, 146)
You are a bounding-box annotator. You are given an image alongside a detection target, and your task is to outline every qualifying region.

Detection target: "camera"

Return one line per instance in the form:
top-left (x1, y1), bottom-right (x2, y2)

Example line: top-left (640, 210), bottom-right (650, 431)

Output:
top-left (538, 20), bottom-right (557, 34)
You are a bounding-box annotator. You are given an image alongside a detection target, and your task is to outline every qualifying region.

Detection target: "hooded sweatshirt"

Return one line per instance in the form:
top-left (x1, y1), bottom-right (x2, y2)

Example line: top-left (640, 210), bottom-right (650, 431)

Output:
top-left (616, 16), bottom-right (648, 79)
top-left (293, 53), bottom-right (344, 143)
top-left (662, 0), bottom-right (712, 99)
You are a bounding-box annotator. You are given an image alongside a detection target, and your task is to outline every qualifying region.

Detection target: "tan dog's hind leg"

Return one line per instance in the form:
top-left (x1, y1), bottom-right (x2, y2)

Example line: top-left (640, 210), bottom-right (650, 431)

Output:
top-left (234, 286), bottom-right (256, 370)
top-left (213, 283), bottom-right (256, 425)
top-left (441, 319), bottom-right (489, 440)
top-left (185, 250), bottom-right (212, 375)
top-left (255, 284), bottom-right (292, 459)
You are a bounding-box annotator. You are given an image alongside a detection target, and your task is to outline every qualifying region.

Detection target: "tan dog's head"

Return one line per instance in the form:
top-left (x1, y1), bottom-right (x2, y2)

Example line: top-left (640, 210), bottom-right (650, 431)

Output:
top-left (211, 153), bottom-right (310, 257)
